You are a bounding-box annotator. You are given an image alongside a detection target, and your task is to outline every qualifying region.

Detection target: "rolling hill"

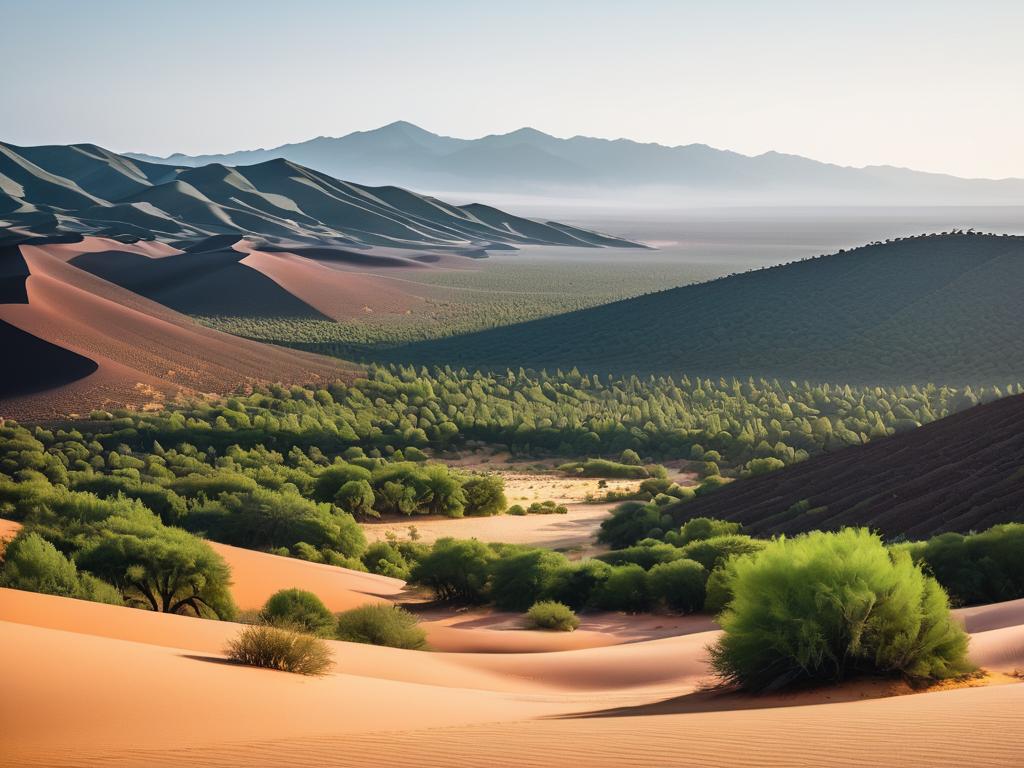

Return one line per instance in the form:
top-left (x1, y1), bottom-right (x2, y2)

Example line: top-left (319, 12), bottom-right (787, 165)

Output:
top-left (126, 121), bottom-right (1024, 205)
top-left (0, 140), bottom-right (641, 250)
top-left (381, 233), bottom-right (1024, 383)
top-left (663, 393), bottom-right (1024, 538)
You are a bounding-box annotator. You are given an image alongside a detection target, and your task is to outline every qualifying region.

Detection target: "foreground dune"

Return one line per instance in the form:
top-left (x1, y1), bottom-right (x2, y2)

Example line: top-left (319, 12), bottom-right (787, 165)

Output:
top-left (2, 587), bottom-right (1023, 767)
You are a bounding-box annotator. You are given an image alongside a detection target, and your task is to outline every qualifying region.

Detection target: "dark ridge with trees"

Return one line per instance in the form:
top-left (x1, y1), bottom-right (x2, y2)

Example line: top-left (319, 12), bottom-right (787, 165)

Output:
top-left (656, 393), bottom-right (1024, 538)
top-left (380, 233), bottom-right (1024, 383)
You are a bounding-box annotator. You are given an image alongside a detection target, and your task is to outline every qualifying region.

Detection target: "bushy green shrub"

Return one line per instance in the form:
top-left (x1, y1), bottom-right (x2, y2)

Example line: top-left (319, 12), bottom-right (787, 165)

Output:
top-left (667, 517), bottom-right (743, 547)
top-left (542, 559), bottom-right (612, 610)
top-left (597, 542), bottom-right (687, 570)
top-left (226, 624), bottom-right (332, 675)
top-left (410, 537), bottom-right (495, 603)
top-left (710, 529), bottom-right (972, 691)
top-left (362, 540), bottom-right (413, 579)
top-left (909, 524), bottom-right (1024, 605)
top-left (0, 531), bottom-right (123, 605)
top-left (260, 588), bottom-right (335, 637)
top-left (506, 504), bottom-right (526, 516)
top-left (742, 457), bottom-right (786, 477)
top-left (679, 534), bottom-right (766, 572)
top-left (597, 501), bottom-right (661, 549)
top-left (526, 500), bottom-right (568, 514)
top-left (526, 601), bottom-right (579, 631)
top-left (703, 563), bottom-right (738, 614)
top-left (490, 548), bottom-right (568, 611)
top-left (646, 558), bottom-right (707, 613)
top-left (462, 475), bottom-right (507, 516)
top-left (595, 564), bottom-right (650, 612)
top-left (335, 603), bottom-right (427, 649)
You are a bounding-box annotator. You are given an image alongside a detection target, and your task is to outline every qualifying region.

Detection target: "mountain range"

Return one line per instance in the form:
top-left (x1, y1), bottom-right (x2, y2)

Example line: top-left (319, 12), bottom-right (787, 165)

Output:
top-left (127, 121), bottom-right (1024, 205)
top-left (0, 140), bottom-right (639, 250)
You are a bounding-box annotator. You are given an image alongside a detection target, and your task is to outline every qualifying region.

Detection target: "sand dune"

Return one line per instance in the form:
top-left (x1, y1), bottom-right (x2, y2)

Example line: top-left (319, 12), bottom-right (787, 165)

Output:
top-left (208, 540), bottom-right (404, 611)
top-left (1, 587), bottom-right (1023, 768)
top-left (0, 237), bottom-right (355, 419)
top-left (3, 512), bottom-right (1023, 766)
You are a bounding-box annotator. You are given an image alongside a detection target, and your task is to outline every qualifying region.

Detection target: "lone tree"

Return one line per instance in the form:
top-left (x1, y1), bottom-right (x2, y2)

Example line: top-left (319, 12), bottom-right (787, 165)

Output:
top-left (79, 516), bottom-right (236, 620)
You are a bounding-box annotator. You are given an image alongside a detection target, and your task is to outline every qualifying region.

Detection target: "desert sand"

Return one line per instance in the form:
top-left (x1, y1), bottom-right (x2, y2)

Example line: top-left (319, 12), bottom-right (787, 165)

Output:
top-left (2, 521), bottom-right (1023, 768)
top-left (0, 237), bottom-right (355, 420)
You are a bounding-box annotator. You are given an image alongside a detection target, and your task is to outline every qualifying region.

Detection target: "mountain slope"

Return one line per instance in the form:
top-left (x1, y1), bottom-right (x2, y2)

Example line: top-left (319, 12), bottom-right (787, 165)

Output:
top-left (664, 393), bottom-right (1024, 538)
top-left (0, 140), bottom-right (642, 250)
top-left (380, 233), bottom-right (1024, 383)
top-left (126, 121), bottom-right (1024, 205)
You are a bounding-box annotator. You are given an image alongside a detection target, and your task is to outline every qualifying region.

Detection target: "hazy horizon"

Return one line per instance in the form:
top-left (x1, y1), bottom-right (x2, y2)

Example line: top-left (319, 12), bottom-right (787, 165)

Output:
top-left (3, 0), bottom-right (1023, 180)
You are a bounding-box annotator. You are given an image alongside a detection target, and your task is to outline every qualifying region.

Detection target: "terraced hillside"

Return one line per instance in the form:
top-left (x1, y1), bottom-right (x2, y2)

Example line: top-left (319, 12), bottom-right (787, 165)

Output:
top-left (666, 393), bottom-right (1024, 538)
top-left (384, 233), bottom-right (1024, 383)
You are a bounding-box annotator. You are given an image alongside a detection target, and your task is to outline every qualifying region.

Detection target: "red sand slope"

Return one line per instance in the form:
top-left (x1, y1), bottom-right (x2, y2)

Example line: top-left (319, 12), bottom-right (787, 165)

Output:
top-left (0, 237), bottom-right (356, 419)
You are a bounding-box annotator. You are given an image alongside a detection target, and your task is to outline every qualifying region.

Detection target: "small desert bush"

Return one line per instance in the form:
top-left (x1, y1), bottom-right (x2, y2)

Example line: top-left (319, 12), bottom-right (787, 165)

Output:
top-left (710, 528), bottom-right (972, 691)
top-left (226, 624), bottom-right (333, 675)
top-left (678, 534), bottom-right (766, 571)
top-left (260, 588), bottom-right (335, 637)
top-left (526, 600), bottom-right (580, 631)
top-left (336, 603), bottom-right (427, 649)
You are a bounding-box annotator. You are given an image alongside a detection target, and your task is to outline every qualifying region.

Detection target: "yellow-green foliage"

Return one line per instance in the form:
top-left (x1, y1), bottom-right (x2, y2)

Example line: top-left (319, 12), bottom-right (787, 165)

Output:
top-left (710, 528), bottom-right (972, 690)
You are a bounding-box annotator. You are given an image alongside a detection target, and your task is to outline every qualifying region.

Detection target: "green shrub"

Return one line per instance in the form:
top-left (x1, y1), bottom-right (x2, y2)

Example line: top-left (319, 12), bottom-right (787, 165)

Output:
top-left (506, 504), bottom-right (526, 516)
top-left (226, 624), bottom-right (332, 675)
top-left (703, 563), bottom-right (738, 614)
top-left (526, 601), bottom-right (580, 631)
top-left (911, 524), bottom-right (1024, 605)
top-left (742, 457), bottom-right (786, 477)
top-left (490, 548), bottom-right (568, 611)
top-left (668, 517), bottom-right (742, 546)
top-left (409, 537), bottom-right (495, 603)
top-left (0, 531), bottom-right (124, 605)
top-left (594, 564), bottom-right (650, 612)
top-left (361, 540), bottom-right (413, 579)
top-left (335, 603), bottom-right (427, 649)
top-left (694, 476), bottom-right (727, 496)
top-left (526, 500), bottom-right (568, 514)
top-left (597, 542), bottom-right (687, 570)
top-left (646, 559), bottom-right (707, 613)
top-left (462, 475), bottom-right (507, 516)
top-left (542, 559), bottom-right (612, 610)
top-left (597, 501), bottom-right (661, 548)
top-left (260, 588), bottom-right (335, 637)
top-left (679, 534), bottom-right (766, 572)
top-left (710, 529), bottom-right (972, 691)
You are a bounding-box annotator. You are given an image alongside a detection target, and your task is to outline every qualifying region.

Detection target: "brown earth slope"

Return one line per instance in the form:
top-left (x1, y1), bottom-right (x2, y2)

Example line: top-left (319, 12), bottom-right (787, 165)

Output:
top-left (669, 394), bottom-right (1024, 538)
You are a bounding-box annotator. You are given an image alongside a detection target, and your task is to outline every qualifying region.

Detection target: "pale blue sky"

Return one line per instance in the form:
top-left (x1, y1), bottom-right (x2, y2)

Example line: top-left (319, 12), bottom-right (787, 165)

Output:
top-left (2, 0), bottom-right (1022, 178)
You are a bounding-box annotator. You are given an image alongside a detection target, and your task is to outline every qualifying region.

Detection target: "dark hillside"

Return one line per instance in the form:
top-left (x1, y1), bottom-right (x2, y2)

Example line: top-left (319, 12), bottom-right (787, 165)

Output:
top-left (384, 233), bottom-right (1024, 383)
top-left (667, 393), bottom-right (1024, 538)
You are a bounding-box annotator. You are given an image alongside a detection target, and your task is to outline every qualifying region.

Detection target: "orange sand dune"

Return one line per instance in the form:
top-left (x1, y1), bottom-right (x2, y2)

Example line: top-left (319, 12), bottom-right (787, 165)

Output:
top-left (241, 247), bottom-right (440, 320)
top-left (2, 588), bottom-right (1023, 768)
top-left (208, 539), bottom-right (404, 611)
top-left (0, 237), bottom-right (355, 419)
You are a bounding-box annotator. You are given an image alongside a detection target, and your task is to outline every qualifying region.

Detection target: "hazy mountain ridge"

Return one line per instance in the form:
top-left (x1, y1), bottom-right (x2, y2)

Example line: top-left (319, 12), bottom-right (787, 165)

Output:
top-left (126, 121), bottom-right (1024, 205)
top-left (0, 139), bottom-right (641, 250)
